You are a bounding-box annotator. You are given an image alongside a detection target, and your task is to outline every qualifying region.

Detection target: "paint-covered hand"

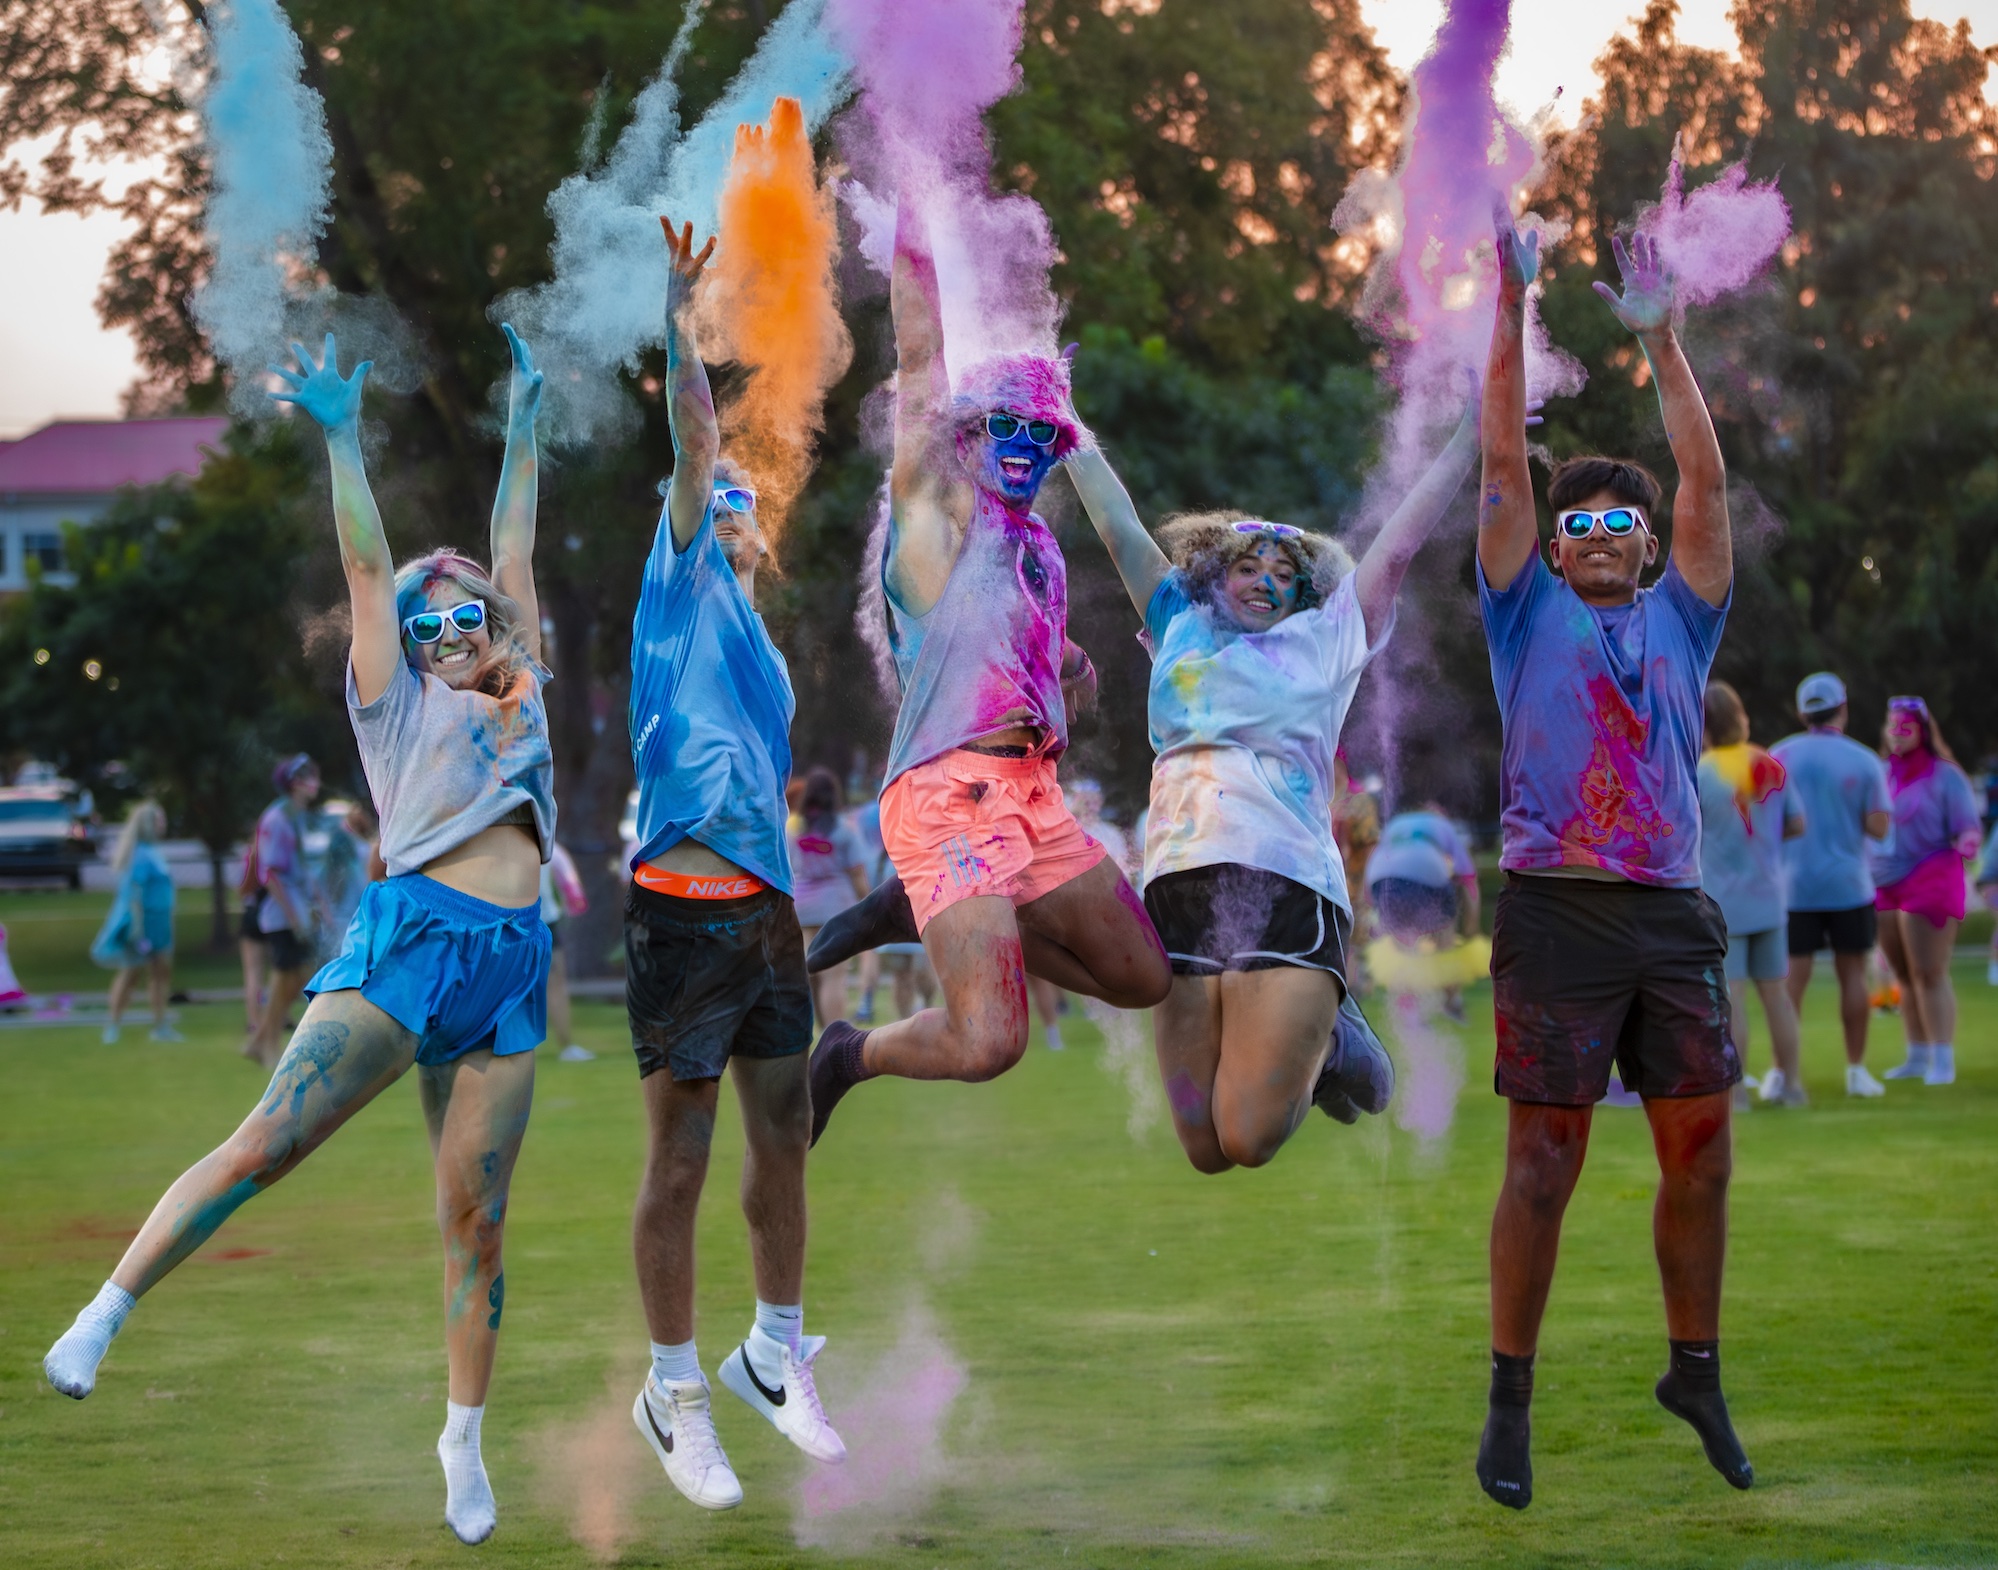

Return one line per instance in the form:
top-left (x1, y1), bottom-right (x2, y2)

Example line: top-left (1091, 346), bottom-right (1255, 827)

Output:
top-left (500, 322), bottom-right (543, 429)
top-left (660, 215), bottom-right (716, 315)
top-left (269, 334), bottom-right (371, 434)
top-left (1493, 206), bottom-right (1538, 303)
top-left (1594, 232), bottom-right (1676, 338)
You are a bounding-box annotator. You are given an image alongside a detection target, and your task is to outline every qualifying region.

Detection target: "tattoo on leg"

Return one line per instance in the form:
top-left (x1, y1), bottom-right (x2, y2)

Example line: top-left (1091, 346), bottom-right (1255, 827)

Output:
top-left (261, 1020), bottom-right (352, 1122)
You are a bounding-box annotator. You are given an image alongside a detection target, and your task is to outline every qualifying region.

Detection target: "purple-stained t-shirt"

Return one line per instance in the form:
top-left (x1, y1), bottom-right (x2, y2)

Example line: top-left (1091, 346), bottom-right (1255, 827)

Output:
top-left (1479, 554), bottom-right (1729, 888)
top-left (881, 487), bottom-right (1068, 787)
top-left (1873, 754), bottom-right (1980, 888)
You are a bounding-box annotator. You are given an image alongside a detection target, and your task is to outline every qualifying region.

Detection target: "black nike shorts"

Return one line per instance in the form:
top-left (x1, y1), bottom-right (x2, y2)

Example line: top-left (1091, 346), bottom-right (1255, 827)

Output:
top-left (1143, 863), bottom-right (1350, 984)
top-left (1491, 873), bottom-right (1739, 1106)
top-left (624, 882), bottom-right (812, 1082)
top-left (1786, 904), bottom-right (1877, 957)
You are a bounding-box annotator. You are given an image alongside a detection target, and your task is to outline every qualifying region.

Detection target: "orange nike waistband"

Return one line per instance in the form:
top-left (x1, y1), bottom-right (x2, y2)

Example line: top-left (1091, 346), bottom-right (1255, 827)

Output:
top-left (632, 863), bottom-right (768, 900)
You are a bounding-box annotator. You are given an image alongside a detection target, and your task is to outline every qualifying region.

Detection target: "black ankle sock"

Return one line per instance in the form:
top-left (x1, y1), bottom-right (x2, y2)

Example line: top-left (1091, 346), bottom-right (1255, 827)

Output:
top-left (1668, 1338), bottom-right (1721, 1393)
top-left (1656, 1340), bottom-right (1752, 1490)
top-left (834, 1026), bottom-right (874, 1085)
top-left (1476, 1351), bottom-right (1534, 1509)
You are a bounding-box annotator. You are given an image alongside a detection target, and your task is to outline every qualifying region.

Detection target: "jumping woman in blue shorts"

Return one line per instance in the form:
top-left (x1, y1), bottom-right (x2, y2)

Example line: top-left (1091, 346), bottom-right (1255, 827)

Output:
top-left (45, 324), bottom-right (556, 1547)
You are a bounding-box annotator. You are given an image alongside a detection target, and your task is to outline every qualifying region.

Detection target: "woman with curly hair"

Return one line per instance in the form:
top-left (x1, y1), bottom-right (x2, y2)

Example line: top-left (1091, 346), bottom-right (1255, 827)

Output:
top-left (1067, 403), bottom-right (1478, 1172)
top-left (45, 324), bottom-right (555, 1546)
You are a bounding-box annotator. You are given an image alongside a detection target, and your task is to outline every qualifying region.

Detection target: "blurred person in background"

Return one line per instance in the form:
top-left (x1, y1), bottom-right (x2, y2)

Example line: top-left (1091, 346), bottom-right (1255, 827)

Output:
top-left (1774, 674), bottom-right (1893, 1098)
top-left (244, 754), bottom-right (323, 1069)
top-left (319, 801), bottom-right (380, 948)
top-left (1364, 804), bottom-right (1486, 1024)
top-left (1873, 697), bottom-right (1980, 1087)
top-left (236, 841), bottom-right (268, 1034)
top-left (542, 840), bottom-right (592, 1061)
top-left (1976, 824), bottom-right (1998, 987)
top-left (846, 783), bottom-right (886, 1024)
top-left (789, 768), bottom-right (871, 1029)
top-left (1697, 682), bottom-right (1806, 1106)
top-left (91, 801), bottom-right (180, 1044)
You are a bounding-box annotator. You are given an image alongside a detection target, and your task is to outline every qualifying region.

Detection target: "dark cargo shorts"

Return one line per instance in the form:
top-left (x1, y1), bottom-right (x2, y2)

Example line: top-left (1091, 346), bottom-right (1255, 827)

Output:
top-left (625, 882), bottom-right (812, 1082)
top-left (1491, 873), bottom-right (1740, 1105)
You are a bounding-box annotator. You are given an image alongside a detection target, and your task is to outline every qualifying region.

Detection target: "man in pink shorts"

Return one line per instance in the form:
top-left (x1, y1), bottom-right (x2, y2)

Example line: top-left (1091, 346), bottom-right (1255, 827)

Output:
top-left (805, 204), bottom-right (1170, 1143)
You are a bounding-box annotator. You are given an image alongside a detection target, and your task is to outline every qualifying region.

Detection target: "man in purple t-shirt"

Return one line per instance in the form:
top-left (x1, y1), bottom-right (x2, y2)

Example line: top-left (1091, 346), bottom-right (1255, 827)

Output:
top-left (1472, 220), bottom-right (1750, 1510)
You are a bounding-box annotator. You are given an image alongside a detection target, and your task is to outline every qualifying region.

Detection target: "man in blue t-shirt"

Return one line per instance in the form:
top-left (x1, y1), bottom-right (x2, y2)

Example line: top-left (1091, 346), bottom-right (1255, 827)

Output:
top-left (622, 219), bottom-right (844, 1514)
top-left (1472, 220), bottom-right (1751, 1510)
top-left (1770, 671), bottom-right (1892, 1096)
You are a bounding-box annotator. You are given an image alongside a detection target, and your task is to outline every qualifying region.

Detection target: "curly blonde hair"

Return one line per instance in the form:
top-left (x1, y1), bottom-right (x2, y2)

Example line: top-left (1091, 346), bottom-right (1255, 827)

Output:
top-left (1154, 510), bottom-right (1352, 615)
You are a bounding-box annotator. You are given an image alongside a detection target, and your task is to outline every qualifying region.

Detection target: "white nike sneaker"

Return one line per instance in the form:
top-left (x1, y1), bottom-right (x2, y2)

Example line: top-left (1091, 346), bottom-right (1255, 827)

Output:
top-left (1883, 1046), bottom-right (1930, 1080)
top-left (1923, 1046), bottom-right (1956, 1086)
top-left (1846, 1063), bottom-right (1886, 1098)
top-left (1756, 1068), bottom-right (1786, 1104)
top-left (719, 1333), bottom-right (847, 1464)
top-left (631, 1375), bottom-right (743, 1510)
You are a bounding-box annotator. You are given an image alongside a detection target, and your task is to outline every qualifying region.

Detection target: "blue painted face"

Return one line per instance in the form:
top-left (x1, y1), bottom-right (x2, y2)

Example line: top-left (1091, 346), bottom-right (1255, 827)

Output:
top-left (971, 417), bottom-right (1059, 507)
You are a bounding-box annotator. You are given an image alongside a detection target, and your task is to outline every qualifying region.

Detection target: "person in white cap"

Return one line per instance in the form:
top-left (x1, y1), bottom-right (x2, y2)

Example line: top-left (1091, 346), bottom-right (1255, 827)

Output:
top-left (1770, 672), bottom-right (1892, 1096)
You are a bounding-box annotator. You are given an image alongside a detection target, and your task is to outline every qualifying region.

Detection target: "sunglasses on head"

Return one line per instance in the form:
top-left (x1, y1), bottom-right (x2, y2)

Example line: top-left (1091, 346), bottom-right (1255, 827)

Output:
top-left (402, 599), bottom-right (486, 645)
top-left (985, 411), bottom-right (1060, 447)
top-left (1557, 507), bottom-right (1648, 539)
top-left (713, 486), bottom-right (758, 514)
top-left (1888, 696), bottom-right (1928, 715)
top-left (1233, 520), bottom-right (1304, 540)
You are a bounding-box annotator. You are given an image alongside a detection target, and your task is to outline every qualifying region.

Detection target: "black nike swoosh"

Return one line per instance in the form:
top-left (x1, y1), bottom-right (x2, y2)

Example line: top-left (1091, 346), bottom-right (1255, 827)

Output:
top-left (644, 1395), bottom-right (674, 1453)
top-left (742, 1349), bottom-right (786, 1408)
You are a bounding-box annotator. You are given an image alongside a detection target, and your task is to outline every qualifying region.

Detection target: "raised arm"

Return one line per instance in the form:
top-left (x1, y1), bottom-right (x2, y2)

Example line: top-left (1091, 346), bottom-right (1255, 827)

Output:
top-left (1355, 400), bottom-right (1480, 641)
top-left (1477, 210), bottom-right (1541, 593)
top-left (885, 199), bottom-right (962, 609)
top-left (1068, 447), bottom-right (1171, 617)
top-left (489, 322), bottom-right (545, 661)
top-left (1594, 233), bottom-right (1730, 606)
top-left (660, 217), bottom-right (719, 552)
top-left (270, 334), bottom-right (400, 707)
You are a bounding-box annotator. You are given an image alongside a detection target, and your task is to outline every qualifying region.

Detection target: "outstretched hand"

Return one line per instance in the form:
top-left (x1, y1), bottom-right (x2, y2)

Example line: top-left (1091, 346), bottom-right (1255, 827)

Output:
top-left (660, 216), bottom-right (716, 311)
top-left (269, 333), bottom-right (370, 434)
top-left (500, 322), bottom-right (543, 428)
top-left (1493, 205), bottom-right (1539, 303)
top-left (1594, 232), bottom-right (1676, 338)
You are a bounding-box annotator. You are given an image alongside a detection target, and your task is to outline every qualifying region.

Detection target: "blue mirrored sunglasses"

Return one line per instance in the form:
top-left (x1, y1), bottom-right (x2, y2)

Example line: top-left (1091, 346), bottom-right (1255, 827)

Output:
top-left (714, 486), bottom-right (758, 514)
top-left (1557, 507), bottom-right (1647, 539)
top-left (402, 600), bottom-right (486, 645)
top-left (986, 411), bottom-right (1060, 447)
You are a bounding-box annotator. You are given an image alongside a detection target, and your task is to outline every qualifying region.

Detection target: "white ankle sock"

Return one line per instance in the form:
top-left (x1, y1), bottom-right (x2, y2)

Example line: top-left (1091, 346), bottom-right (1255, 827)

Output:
top-left (438, 1401), bottom-right (496, 1544)
top-left (753, 1300), bottom-right (802, 1352)
top-left (44, 1280), bottom-right (136, 1399)
top-left (651, 1339), bottom-right (702, 1387)
top-left (1929, 1044), bottom-right (1954, 1073)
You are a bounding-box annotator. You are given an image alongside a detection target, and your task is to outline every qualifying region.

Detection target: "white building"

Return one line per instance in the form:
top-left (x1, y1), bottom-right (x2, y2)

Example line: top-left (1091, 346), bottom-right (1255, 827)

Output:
top-left (0, 417), bottom-right (229, 593)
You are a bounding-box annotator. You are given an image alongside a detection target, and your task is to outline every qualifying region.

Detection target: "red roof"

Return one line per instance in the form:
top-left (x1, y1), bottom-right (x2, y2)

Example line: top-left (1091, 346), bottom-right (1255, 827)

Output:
top-left (0, 418), bottom-right (229, 495)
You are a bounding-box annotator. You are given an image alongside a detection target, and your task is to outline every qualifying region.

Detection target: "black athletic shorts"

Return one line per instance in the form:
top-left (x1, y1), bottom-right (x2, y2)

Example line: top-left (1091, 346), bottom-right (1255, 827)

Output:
top-left (1143, 864), bottom-right (1350, 983)
top-left (1786, 904), bottom-right (1877, 957)
top-left (1491, 873), bottom-right (1739, 1106)
top-left (624, 882), bottom-right (812, 1082)
top-left (239, 891), bottom-right (264, 944)
top-left (265, 926), bottom-right (310, 972)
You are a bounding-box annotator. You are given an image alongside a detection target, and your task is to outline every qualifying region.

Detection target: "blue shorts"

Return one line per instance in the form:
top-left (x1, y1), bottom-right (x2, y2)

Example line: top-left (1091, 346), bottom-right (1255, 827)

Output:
top-left (308, 875), bottom-right (550, 1066)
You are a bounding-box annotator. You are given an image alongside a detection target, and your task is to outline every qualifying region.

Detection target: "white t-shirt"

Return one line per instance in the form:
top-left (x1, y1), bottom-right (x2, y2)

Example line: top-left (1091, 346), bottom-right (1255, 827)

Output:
top-left (1142, 570), bottom-right (1386, 909)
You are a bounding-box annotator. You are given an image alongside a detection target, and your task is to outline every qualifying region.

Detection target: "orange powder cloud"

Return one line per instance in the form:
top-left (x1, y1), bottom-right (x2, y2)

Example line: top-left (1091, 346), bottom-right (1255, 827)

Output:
top-left (695, 96), bottom-right (852, 550)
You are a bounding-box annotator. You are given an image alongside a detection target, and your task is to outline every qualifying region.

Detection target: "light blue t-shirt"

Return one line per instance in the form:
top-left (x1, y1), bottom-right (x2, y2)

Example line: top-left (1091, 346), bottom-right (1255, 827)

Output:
top-left (628, 503), bottom-right (795, 893)
top-left (1480, 555), bottom-right (1728, 888)
top-left (1697, 745), bottom-right (1801, 935)
top-left (1769, 728), bottom-right (1890, 911)
top-left (1366, 810), bottom-right (1475, 890)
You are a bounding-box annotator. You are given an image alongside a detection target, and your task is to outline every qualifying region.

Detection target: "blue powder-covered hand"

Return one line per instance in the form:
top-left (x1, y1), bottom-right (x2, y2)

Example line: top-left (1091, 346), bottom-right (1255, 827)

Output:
top-left (1492, 206), bottom-right (1539, 301)
top-left (500, 322), bottom-right (544, 430)
top-left (269, 333), bottom-right (371, 433)
top-left (1594, 232), bottom-right (1676, 337)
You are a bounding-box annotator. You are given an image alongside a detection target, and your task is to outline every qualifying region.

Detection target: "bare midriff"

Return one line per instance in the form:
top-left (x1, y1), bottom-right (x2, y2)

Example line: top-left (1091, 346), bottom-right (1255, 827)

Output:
top-left (966, 719), bottom-right (1046, 753)
top-left (644, 838), bottom-right (751, 883)
top-left (421, 822), bottom-right (542, 908)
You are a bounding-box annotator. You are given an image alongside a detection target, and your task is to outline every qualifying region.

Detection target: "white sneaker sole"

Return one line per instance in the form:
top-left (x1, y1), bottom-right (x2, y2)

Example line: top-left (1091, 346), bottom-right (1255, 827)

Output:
top-left (718, 1347), bottom-right (847, 1464)
top-left (630, 1386), bottom-right (742, 1510)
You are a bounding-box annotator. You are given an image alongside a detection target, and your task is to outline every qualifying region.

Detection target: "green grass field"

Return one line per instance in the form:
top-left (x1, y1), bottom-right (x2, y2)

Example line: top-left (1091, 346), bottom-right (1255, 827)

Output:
top-left (2, 958), bottom-right (1995, 1568)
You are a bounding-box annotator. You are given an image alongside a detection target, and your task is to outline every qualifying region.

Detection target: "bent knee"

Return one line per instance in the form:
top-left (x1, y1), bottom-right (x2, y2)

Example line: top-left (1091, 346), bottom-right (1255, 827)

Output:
top-left (955, 1022), bottom-right (1028, 1083)
top-left (1178, 1130), bottom-right (1234, 1176)
top-left (1215, 1125), bottom-right (1287, 1170)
